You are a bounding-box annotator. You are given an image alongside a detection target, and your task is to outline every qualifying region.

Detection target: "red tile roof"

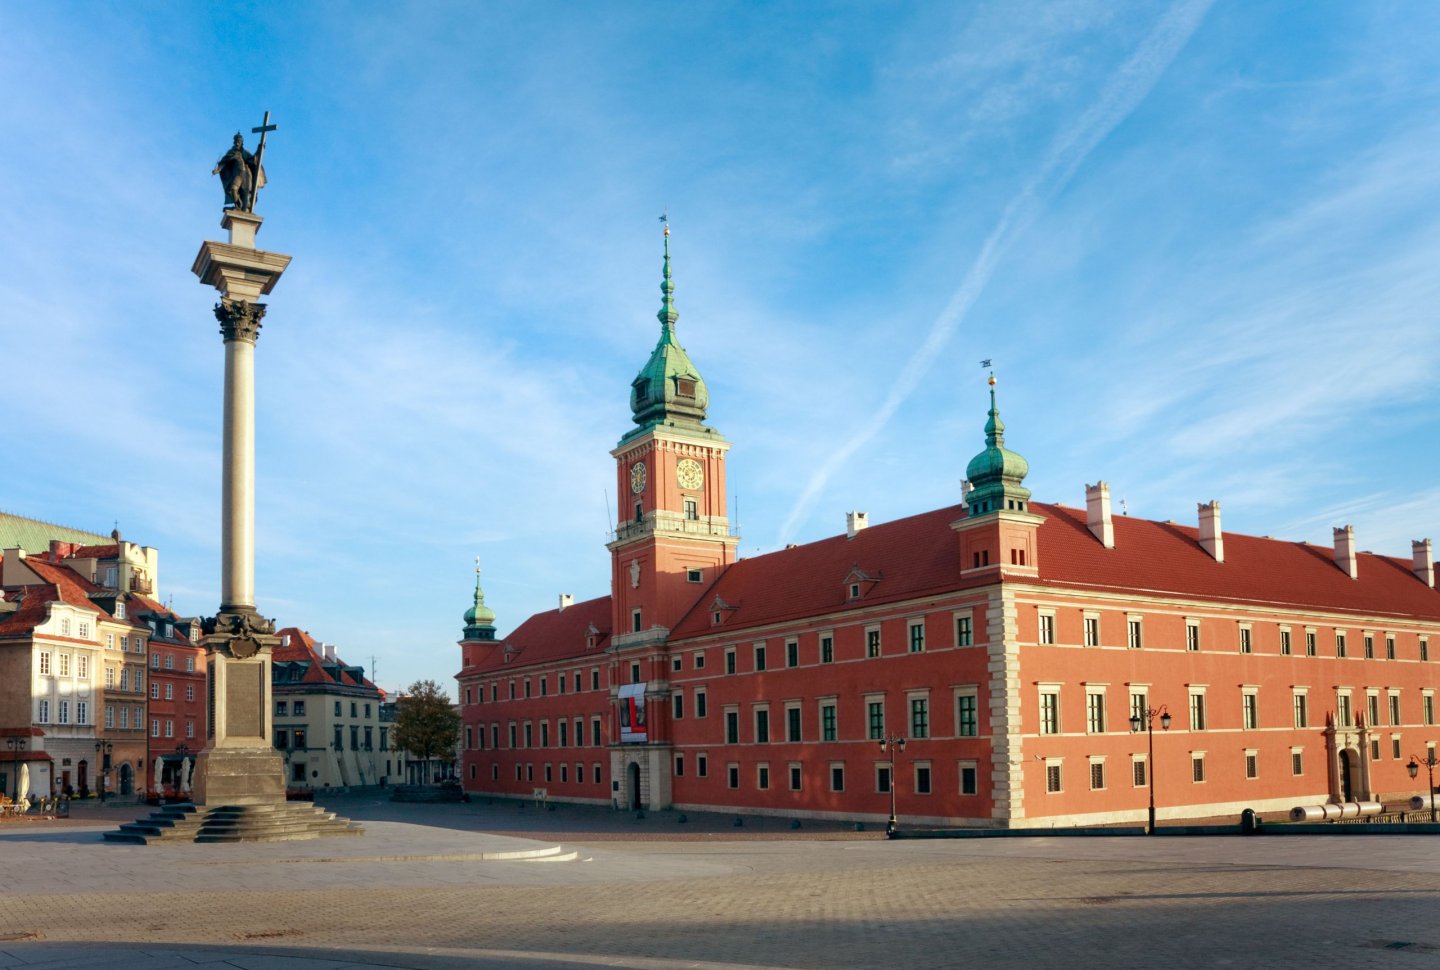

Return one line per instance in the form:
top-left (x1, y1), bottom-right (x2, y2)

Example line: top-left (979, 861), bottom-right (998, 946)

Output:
top-left (468, 596), bottom-right (612, 674)
top-left (273, 627), bottom-right (378, 690)
top-left (668, 502), bottom-right (1440, 638)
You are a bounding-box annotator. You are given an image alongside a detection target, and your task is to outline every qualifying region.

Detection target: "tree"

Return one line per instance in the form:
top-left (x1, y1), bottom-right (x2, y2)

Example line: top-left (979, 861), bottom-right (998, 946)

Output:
top-left (392, 680), bottom-right (460, 785)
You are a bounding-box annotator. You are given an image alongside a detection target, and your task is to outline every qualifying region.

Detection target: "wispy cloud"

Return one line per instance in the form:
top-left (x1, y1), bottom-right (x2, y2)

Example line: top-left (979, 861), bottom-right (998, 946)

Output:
top-left (777, 0), bottom-right (1214, 543)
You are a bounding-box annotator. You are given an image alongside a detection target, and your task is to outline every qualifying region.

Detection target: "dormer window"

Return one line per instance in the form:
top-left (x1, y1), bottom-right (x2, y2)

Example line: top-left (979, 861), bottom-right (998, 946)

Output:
top-left (115, 601), bottom-right (126, 620)
top-left (713, 611), bottom-right (722, 625)
top-left (849, 583), bottom-right (861, 599)
top-left (676, 377), bottom-right (696, 398)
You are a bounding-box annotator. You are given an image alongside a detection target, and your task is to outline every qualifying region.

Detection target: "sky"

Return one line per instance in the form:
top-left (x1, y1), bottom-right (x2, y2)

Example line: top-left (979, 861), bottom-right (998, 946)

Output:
top-left (3, 2), bottom-right (1439, 699)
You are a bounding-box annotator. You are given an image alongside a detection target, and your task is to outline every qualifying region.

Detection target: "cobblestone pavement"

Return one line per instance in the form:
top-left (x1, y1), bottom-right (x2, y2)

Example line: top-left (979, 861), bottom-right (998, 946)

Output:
top-left (2, 795), bottom-right (1439, 969)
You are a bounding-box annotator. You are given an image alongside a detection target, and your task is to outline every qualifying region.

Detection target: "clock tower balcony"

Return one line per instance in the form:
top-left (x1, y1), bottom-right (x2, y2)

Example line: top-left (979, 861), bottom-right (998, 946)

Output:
top-left (608, 512), bottom-right (738, 548)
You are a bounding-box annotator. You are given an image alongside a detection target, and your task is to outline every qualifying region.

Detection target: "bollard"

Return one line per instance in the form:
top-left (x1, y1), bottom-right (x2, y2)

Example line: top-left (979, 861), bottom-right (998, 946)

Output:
top-left (1240, 808), bottom-right (1259, 835)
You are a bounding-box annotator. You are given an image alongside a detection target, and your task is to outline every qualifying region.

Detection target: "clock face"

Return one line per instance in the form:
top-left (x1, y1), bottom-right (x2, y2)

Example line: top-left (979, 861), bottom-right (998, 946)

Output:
top-left (630, 462), bottom-right (647, 494)
top-left (676, 458), bottom-right (704, 491)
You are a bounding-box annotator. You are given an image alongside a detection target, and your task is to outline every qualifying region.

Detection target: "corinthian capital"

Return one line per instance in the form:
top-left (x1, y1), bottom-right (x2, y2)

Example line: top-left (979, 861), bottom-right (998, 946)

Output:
top-left (214, 299), bottom-right (268, 343)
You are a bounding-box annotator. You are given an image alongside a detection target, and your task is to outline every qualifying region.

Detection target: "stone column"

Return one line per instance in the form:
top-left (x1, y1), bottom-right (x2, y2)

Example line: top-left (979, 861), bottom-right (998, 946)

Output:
top-left (190, 210), bottom-right (291, 806)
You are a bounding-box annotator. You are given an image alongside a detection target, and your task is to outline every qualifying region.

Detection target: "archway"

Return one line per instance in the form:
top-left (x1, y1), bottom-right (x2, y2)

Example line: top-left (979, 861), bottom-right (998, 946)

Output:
top-left (1340, 748), bottom-right (1359, 801)
top-left (628, 761), bottom-right (642, 810)
top-left (118, 763), bottom-right (133, 796)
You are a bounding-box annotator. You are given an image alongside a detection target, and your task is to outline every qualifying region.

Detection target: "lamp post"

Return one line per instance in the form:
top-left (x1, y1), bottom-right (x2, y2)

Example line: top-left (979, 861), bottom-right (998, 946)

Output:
top-left (1407, 750), bottom-right (1438, 823)
top-left (5, 737), bottom-right (26, 798)
top-left (1128, 705), bottom-right (1171, 834)
top-left (878, 734), bottom-right (907, 836)
top-left (95, 740), bottom-right (113, 803)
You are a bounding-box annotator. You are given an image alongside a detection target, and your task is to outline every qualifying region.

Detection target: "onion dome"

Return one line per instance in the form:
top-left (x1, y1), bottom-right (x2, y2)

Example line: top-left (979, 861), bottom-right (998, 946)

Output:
top-left (964, 374), bottom-right (1031, 516)
top-left (462, 561), bottom-right (497, 642)
top-left (626, 221), bottom-right (710, 437)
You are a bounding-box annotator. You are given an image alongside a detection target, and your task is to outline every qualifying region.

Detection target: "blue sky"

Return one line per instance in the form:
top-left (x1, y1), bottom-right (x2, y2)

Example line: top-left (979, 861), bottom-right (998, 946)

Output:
top-left (4, 2), bottom-right (1439, 697)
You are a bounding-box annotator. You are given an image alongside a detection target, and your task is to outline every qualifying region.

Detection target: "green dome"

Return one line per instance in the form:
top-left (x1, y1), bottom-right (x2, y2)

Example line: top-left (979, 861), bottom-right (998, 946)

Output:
top-left (626, 228), bottom-right (710, 436)
top-left (964, 379), bottom-right (1031, 517)
top-left (462, 565), bottom-right (497, 641)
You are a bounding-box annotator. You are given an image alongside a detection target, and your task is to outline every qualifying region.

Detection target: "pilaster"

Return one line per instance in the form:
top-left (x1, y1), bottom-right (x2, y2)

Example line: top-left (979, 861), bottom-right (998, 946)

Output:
top-left (985, 584), bottom-right (1024, 823)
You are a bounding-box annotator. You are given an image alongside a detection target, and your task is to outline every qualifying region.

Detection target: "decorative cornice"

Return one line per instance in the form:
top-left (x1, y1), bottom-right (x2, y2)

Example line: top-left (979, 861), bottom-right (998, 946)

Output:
top-left (214, 299), bottom-right (268, 344)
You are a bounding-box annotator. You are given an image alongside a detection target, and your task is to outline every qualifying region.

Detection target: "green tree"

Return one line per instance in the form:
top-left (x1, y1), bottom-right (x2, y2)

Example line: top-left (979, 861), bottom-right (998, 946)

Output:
top-left (392, 680), bottom-right (460, 784)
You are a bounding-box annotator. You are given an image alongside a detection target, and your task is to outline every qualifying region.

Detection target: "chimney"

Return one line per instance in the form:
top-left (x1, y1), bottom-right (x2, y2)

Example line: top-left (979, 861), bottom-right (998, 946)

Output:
top-left (846, 511), bottom-right (869, 539)
top-left (1413, 539), bottom-right (1434, 587)
top-left (1333, 525), bottom-right (1358, 579)
top-left (1198, 501), bottom-right (1223, 562)
top-left (559, 593), bottom-right (574, 611)
top-left (1085, 482), bottom-right (1114, 549)
top-left (960, 480), bottom-right (974, 508)
top-left (324, 643), bottom-right (336, 662)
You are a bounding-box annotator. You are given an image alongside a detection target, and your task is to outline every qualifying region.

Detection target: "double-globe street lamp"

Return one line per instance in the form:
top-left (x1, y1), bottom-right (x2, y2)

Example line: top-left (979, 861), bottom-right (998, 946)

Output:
top-left (95, 739), bottom-right (113, 803)
top-left (5, 736), bottom-right (26, 799)
top-left (878, 734), bottom-right (907, 836)
top-left (1128, 705), bottom-right (1171, 834)
top-left (1407, 749), bottom-right (1439, 823)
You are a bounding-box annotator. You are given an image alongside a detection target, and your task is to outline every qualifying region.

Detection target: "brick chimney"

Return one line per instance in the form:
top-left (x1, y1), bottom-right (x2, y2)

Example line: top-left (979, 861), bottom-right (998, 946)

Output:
top-left (846, 511), bottom-right (869, 539)
top-left (1198, 501), bottom-right (1223, 562)
top-left (1333, 525), bottom-right (1358, 579)
top-left (1413, 539), bottom-right (1434, 587)
top-left (1086, 482), bottom-right (1114, 549)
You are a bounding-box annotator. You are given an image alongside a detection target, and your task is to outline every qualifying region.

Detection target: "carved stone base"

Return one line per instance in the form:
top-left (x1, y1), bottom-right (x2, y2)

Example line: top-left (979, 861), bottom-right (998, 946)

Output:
top-left (194, 748), bottom-right (285, 807)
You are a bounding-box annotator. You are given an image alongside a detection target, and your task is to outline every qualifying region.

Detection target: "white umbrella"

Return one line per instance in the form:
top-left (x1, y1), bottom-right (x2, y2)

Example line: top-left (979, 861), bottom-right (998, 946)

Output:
top-left (17, 763), bottom-right (30, 805)
top-left (180, 757), bottom-right (193, 793)
top-left (153, 756), bottom-right (164, 794)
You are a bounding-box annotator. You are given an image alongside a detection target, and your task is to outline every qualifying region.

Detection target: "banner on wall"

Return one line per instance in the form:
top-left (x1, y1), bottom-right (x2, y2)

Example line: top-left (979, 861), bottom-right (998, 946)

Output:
top-left (618, 682), bottom-right (648, 743)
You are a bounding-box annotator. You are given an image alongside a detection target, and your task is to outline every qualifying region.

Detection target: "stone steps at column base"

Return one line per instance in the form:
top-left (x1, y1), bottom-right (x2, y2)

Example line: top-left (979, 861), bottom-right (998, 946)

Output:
top-left (103, 802), bottom-right (363, 844)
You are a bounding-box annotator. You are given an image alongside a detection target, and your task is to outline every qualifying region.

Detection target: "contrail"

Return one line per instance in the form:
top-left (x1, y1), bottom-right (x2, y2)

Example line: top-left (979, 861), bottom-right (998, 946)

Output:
top-left (777, 0), bottom-right (1213, 544)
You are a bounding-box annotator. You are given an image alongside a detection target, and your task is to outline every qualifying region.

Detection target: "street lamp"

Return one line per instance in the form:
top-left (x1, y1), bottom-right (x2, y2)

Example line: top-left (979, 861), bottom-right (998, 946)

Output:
top-left (1407, 750), bottom-right (1438, 824)
top-left (878, 735), bottom-right (907, 836)
top-left (1128, 705), bottom-right (1171, 834)
top-left (5, 737), bottom-right (26, 799)
top-left (95, 740), bottom-right (113, 803)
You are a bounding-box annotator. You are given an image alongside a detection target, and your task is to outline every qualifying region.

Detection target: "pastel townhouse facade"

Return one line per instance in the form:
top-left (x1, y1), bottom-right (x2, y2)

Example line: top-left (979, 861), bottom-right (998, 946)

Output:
top-left (272, 628), bottom-right (390, 791)
top-left (136, 600), bottom-right (207, 792)
top-left (457, 242), bottom-right (1440, 827)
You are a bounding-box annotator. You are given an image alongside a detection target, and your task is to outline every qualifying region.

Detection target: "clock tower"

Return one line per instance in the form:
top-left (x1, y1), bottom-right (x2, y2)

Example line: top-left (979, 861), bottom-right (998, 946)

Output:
top-left (608, 222), bottom-right (739, 642)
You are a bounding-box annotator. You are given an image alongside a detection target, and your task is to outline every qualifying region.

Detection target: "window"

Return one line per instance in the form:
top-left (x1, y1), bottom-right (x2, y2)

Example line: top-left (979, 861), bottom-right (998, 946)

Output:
top-left (1422, 638), bottom-right (1430, 662)
top-left (164, 683), bottom-right (173, 701)
top-left (1306, 630), bottom-right (1317, 656)
top-left (673, 755), bottom-right (683, 778)
top-left (1239, 627), bottom-right (1252, 654)
top-left (186, 720), bottom-right (195, 739)
top-left (695, 688), bottom-right (708, 718)
top-left (38, 651), bottom-right (50, 676)
top-left (727, 765), bottom-right (739, 789)
top-left (334, 701), bottom-right (342, 717)
top-left (910, 697), bottom-right (929, 738)
top-left (508, 723), bottom-right (517, 748)
top-left (754, 708), bottom-right (770, 743)
top-left (1191, 754), bottom-right (1206, 782)
top-left (956, 614), bottom-right (973, 647)
top-left (1084, 615), bottom-right (1099, 647)
top-left (105, 667), bottom-right (114, 688)
top-left (120, 636), bottom-right (128, 651)
top-left (1363, 634), bottom-right (1375, 659)
top-left (38, 700), bottom-right (50, 723)
top-left (539, 677), bottom-right (548, 697)
top-left (1392, 736), bottom-right (1402, 760)
top-left (1424, 693), bottom-right (1434, 726)
top-left (1132, 757), bottom-right (1147, 787)
top-left (789, 764), bottom-right (802, 791)
top-left (1292, 750), bottom-right (1304, 776)
top-left (672, 692), bottom-right (684, 720)
top-left (1188, 691), bottom-right (1207, 731)
top-left (293, 700), bottom-right (305, 715)
top-left (697, 755), bottom-right (707, 777)
top-left (165, 653), bottom-right (173, 670)
top-left (1336, 632), bottom-right (1347, 658)
top-left (1086, 691), bottom-right (1106, 734)
top-left (876, 765), bottom-right (892, 794)
top-left (866, 628), bottom-right (881, 658)
top-left (821, 701), bottom-right (837, 741)
top-left (786, 705), bottom-right (802, 742)
top-left (786, 640), bottom-right (798, 667)
top-left (915, 763), bottom-right (932, 795)
top-left (830, 764), bottom-right (845, 792)
top-left (725, 709), bottom-right (740, 744)
top-left (591, 716), bottom-right (601, 746)
top-left (1389, 693), bottom-right (1401, 726)
top-left (151, 652), bottom-right (161, 669)
top-left (1242, 692), bottom-right (1258, 730)
top-left (1045, 763), bottom-right (1062, 793)
top-left (821, 635), bottom-right (834, 663)
top-left (1039, 690), bottom-right (1060, 735)
top-left (1038, 613), bottom-right (1055, 646)
top-left (105, 705), bottom-right (115, 728)
top-left (58, 654), bottom-right (70, 677)
top-left (1293, 692), bottom-right (1308, 729)
top-left (151, 682), bottom-right (160, 699)
top-left (1245, 752), bottom-right (1258, 779)
top-left (117, 705), bottom-right (126, 728)
top-left (757, 764), bottom-right (770, 790)
top-left (959, 762), bottom-right (978, 795)
top-left (76, 701), bottom-right (87, 724)
top-left (1089, 760), bottom-right (1105, 791)
top-left (725, 649), bottom-right (736, 675)
top-left (867, 700), bottom-right (885, 740)
top-left (1185, 621), bottom-right (1200, 652)
top-left (1127, 617), bottom-right (1143, 649)
top-left (151, 718), bottom-right (161, 737)
top-left (630, 662), bottom-right (641, 684)
top-left (1367, 692), bottom-right (1380, 728)
top-left (910, 621), bottom-right (926, 653)
top-left (591, 668), bottom-right (600, 690)
top-left (683, 498), bottom-right (698, 521)
top-left (120, 669), bottom-right (128, 691)
top-left (631, 609), bottom-right (641, 633)
top-left (956, 692), bottom-right (978, 737)
top-left (60, 617), bottom-right (71, 636)
top-left (1370, 739), bottom-right (1381, 761)
top-left (686, 567), bottom-right (702, 582)
top-left (1386, 636), bottom-right (1396, 661)
top-left (540, 721), bottom-right (551, 748)
top-left (1280, 629), bottom-right (1292, 655)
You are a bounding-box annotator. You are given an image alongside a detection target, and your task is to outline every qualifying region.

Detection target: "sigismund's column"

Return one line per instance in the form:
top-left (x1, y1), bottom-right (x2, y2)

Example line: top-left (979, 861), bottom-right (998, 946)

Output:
top-left (189, 129), bottom-right (292, 806)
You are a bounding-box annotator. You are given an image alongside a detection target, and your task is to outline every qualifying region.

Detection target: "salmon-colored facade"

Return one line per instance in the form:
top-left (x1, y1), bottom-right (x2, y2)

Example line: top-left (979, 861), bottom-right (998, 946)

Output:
top-left (457, 246), bottom-right (1440, 827)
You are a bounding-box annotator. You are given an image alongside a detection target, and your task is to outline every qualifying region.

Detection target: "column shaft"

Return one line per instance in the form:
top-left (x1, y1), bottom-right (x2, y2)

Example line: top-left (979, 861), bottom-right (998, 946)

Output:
top-left (221, 337), bottom-right (256, 611)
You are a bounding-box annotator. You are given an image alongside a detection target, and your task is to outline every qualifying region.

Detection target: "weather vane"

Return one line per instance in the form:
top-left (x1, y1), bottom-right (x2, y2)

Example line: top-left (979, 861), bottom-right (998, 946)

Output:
top-left (659, 211), bottom-right (669, 236)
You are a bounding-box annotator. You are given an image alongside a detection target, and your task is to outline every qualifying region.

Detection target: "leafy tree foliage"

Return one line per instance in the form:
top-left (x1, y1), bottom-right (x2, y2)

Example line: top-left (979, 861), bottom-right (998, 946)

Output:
top-left (392, 680), bottom-right (460, 783)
